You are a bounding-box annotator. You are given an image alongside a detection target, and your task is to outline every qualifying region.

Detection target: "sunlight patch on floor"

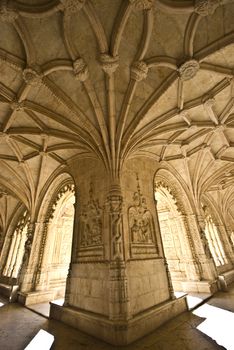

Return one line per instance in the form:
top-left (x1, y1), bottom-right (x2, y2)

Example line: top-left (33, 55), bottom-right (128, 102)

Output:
top-left (193, 304), bottom-right (234, 350)
top-left (24, 329), bottom-right (54, 350)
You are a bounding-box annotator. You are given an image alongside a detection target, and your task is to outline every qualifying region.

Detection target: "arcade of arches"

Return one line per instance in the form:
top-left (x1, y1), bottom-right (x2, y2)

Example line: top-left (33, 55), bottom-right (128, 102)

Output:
top-left (0, 0), bottom-right (234, 346)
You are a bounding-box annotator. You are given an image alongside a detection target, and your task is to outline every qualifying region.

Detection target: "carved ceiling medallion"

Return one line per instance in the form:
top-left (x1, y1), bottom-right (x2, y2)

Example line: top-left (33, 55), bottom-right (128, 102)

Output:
top-left (0, 0), bottom-right (18, 23)
top-left (100, 54), bottom-right (119, 75)
top-left (129, 0), bottom-right (154, 10)
top-left (59, 0), bottom-right (86, 13)
top-left (22, 67), bottom-right (43, 87)
top-left (73, 58), bottom-right (89, 82)
top-left (194, 0), bottom-right (220, 16)
top-left (178, 60), bottom-right (200, 81)
top-left (131, 61), bottom-right (148, 81)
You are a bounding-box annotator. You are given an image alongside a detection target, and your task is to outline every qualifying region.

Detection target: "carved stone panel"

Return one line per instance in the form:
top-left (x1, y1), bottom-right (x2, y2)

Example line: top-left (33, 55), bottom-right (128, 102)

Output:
top-left (77, 183), bottom-right (104, 261)
top-left (128, 175), bottom-right (158, 259)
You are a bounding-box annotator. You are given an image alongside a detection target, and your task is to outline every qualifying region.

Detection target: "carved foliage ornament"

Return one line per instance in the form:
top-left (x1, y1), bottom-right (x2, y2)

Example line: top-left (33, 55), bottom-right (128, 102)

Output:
top-left (10, 100), bottom-right (25, 111)
top-left (100, 54), bottom-right (119, 76)
top-left (194, 0), bottom-right (220, 16)
top-left (73, 58), bottom-right (89, 82)
top-left (59, 0), bottom-right (86, 13)
top-left (22, 67), bottom-right (43, 87)
top-left (178, 60), bottom-right (200, 81)
top-left (0, 0), bottom-right (18, 23)
top-left (131, 61), bottom-right (148, 81)
top-left (80, 183), bottom-right (103, 247)
top-left (129, 0), bottom-right (154, 10)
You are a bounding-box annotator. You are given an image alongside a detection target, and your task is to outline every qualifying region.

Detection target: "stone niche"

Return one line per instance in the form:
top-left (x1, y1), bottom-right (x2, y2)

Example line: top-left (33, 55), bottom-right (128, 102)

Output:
top-left (50, 157), bottom-right (187, 345)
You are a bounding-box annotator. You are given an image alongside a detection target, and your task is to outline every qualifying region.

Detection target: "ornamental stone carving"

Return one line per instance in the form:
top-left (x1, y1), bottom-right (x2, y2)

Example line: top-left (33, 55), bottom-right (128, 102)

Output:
top-left (194, 0), bottom-right (220, 16)
top-left (107, 184), bottom-right (124, 260)
top-left (80, 183), bottom-right (103, 247)
top-left (10, 100), bottom-right (24, 111)
top-left (0, 0), bottom-right (18, 23)
top-left (0, 186), bottom-right (8, 197)
top-left (22, 67), bottom-right (43, 87)
top-left (48, 183), bottom-right (75, 221)
top-left (129, 0), bottom-right (154, 10)
top-left (73, 58), bottom-right (89, 82)
top-left (129, 175), bottom-right (155, 244)
top-left (131, 61), bottom-right (148, 81)
top-left (59, 0), bottom-right (86, 13)
top-left (204, 98), bottom-right (215, 108)
top-left (100, 54), bottom-right (119, 75)
top-left (178, 60), bottom-right (200, 81)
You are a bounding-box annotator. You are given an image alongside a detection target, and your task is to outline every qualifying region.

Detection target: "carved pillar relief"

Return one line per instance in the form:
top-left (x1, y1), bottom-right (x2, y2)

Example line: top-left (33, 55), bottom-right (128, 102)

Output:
top-left (77, 182), bottom-right (104, 261)
top-left (35, 183), bottom-right (75, 291)
top-left (128, 174), bottom-right (159, 259)
top-left (106, 185), bottom-right (124, 261)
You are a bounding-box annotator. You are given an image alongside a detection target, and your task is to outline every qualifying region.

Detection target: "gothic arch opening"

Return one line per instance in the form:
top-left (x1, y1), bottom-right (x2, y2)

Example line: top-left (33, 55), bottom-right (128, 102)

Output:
top-left (34, 183), bottom-right (75, 306)
top-left (155, 182), bottom-right (189, 291)
top-left (202, 205), bottom-right (228, 270)
top-left (2, 210), bottom-right (29, 281)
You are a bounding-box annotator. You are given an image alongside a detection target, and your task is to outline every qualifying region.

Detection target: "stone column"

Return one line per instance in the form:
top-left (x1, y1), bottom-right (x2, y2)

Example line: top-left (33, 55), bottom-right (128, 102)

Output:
top-left (50, 157), bottom-right (187, 345)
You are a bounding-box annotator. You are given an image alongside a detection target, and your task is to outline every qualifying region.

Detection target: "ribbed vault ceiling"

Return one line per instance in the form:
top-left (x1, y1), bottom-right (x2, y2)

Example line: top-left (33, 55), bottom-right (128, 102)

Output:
top-left (0, 0), bottom-right (234, 220)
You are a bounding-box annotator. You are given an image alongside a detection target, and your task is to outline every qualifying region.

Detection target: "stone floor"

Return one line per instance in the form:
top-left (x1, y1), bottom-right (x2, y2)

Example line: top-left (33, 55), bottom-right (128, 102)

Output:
top-left (0, 284), bottom-right (233, 350)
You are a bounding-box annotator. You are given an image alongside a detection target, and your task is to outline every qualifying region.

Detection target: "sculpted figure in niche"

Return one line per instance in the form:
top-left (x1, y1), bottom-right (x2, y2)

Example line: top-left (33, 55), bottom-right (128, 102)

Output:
top-left (80, 183), bottom-right (103, 247)
top-left (128, 182), bottom-right (155, 244)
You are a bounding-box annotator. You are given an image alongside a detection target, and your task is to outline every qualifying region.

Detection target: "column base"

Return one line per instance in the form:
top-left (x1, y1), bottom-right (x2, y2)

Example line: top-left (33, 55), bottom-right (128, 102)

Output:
top-left (18, 290), bottom-right (54, 305)
top-left (49, 296), bottom-right (187, 345)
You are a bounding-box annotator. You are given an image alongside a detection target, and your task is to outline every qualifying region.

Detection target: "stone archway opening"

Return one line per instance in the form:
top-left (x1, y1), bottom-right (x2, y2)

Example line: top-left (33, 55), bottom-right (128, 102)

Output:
top-left (202, 205), bottom-right (228, 270)
top-left (45, 191), bottom-right (75, 302)
top-left (0, 210), bottom-right (29, 301)
top-left (155, 183), bottom-right (189, 292)
top-left (27, 183), bottom-right (76, 316)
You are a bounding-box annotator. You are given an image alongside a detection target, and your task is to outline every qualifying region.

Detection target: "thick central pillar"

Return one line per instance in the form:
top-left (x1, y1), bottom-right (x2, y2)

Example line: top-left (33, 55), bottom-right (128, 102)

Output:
top-left (50, 157), bottom-right (187, 345)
